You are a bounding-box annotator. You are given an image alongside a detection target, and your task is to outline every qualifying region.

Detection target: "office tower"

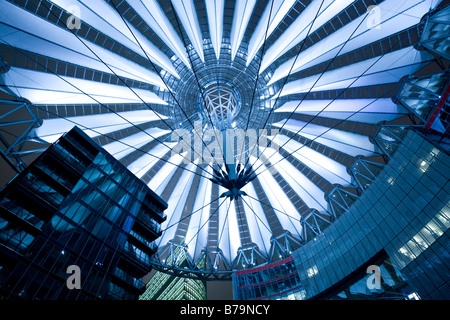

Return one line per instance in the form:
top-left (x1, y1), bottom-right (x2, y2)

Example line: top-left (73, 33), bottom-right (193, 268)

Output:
top-left (140, 269), bottom-right (207, 301)
top-left (0, 127), bottom-right (167, 300)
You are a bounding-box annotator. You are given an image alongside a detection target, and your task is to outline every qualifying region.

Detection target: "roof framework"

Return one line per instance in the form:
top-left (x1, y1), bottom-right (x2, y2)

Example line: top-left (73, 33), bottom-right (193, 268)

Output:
top-left (0, 0), bottom-right (448, 280)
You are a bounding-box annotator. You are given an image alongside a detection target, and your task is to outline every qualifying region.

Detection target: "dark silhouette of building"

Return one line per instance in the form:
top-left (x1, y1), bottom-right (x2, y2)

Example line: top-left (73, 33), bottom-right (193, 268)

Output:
top-left (0, 126), bottom-right (167, 300)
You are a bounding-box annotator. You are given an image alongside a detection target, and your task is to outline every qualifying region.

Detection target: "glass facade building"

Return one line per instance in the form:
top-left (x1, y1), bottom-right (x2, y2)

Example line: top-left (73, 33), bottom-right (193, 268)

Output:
top-left (140, 246), bottom-right (207, 300)
top-left (323, 251), bottom-right (419, 300)
top-left (233, 257), bottom-right (305, 300)
top-left (140, 271), bottom-right (207, 301)
top-left (0, 126), bottom-right (167, 300)
top-left (293, 129), bottom-right (450, 300)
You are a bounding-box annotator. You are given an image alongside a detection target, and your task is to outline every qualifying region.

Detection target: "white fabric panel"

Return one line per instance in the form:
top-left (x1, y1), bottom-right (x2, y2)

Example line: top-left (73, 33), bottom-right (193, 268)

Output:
top-left (217, 188), bottom-right (241, 262)
top-left (186, 166), bottom-right (213, 261)
top-left (272, 118), bottom-right (375, 157)
top-left (246, 0), bottom-right (296, 65)
top-left (30, 110), bottom-right (166, 143)
top-left (171, 0), bottom-right (204, 62)
top-left (274, 99), bottom-right (408, 124)
top-left (148, 153), bottom-right (186, 196)
top-left (250, 157), bottom-right (303, 239)
top-left (158, 161), bottom-right (198, 247)
top-left (271, 134), bottom-right (353, 185)
top-left (268, 0), bottom-right (437, 84)
top-left (227, 199), bottom-right (241, 262)
top-left (103, 127), bottom-right (170, 160)
top-left (0, 1), bottom-right (168, 88)
top-left (275, 47), bottom-right (433, 96)
top-left (126, 0), bottom-right (191, 68)
top-left (230, 0), bottom-right (257, 61)
top-left (261, 147), bottom-right (328, 212)
top-left (2, 67), bottom-right (167, 105)
top-left (260, 0), bottom-right (356, 73)
top-left (48, 0), bottom-right (179, 78)
top-left (241, 183), bottom-right (273, 255)
top-left (205, 0), bottom-right (225, 59)
top-left (217, 191), bottom-right (231, 263)
top-left (127, 143), bottom-right (176, 178)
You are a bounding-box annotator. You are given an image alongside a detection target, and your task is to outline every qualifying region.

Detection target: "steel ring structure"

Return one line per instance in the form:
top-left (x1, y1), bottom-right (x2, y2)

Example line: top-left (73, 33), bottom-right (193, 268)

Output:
top-left (0, 0), bottom-right (448, 280)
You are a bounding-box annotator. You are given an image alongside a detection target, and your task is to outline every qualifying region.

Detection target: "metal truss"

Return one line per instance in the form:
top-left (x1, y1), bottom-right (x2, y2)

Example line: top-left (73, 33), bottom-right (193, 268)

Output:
top-left (419, 4), bottom-right (450, 61)
top-left (416, 4), bottom-right (450, 135)
top-left (0, 98), bottom-right (47, 173)
top-left (269, 231), bottom-right (302, 260)
top-left (349, 156), bottom-right (385, 192)
top-left (301, 209), bottom-right (334, 242)
top-left (371, 124), bottom-right (410, 160)
top-left (150, 241), bottom-right (235, 280)
top-left (203, 83), bottom-right (241, 130)
top-left (148, 231), bottom-right (304, 280)
top-left (322, 157), bottom-right (387, 230)
top-left (148, 152), bottom-right (398, 280)
top-left (395, 71), bottom-right (450, 132)
top-left (234, 244), bottom-right (269, 269)
top-left (148, 208), bottom-right (339, 280)
top-left (325, 185), bottom-right (359, 220)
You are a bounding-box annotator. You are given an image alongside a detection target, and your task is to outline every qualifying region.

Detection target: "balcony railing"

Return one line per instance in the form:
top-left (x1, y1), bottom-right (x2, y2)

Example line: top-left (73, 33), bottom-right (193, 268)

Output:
top-left (113, 267), bottom-right (143, 290)
top-left (129, 229), bottom-right (158, 252)
top-left (135, 212), bottom-right (162, 236)
top-left (122, 242), bottom-right (152, 270)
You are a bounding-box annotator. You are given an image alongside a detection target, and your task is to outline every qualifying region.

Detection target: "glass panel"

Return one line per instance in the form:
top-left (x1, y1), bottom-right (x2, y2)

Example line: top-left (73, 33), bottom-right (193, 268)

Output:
top-left (328, 256), bottom-right (419, 300)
